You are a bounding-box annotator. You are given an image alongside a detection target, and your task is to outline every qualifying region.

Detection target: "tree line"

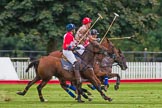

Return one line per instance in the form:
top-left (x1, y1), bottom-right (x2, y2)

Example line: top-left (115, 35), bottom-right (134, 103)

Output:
top-left (0, 0), bottom-right (161, 57)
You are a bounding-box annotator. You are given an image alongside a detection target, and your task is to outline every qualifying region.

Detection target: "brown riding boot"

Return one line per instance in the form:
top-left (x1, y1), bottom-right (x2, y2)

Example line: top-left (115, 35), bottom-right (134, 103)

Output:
top-left (74, 70), bottom-right (82, 84)
top-left (73, 61), bottom-right (81, 84)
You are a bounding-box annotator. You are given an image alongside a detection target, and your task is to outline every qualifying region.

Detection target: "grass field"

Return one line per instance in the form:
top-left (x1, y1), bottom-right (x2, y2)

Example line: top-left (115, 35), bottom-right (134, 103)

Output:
top-left (0, 83), bottom-right (162, 108)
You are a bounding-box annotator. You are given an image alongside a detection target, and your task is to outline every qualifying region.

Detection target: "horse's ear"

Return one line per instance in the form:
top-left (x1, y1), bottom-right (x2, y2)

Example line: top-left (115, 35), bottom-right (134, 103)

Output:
top-left (106, 38), bottom-right (110, 42)
top-left (118, 48), bottom-right (122, 53)
top-left (106, 38), bottom-right (112, 45)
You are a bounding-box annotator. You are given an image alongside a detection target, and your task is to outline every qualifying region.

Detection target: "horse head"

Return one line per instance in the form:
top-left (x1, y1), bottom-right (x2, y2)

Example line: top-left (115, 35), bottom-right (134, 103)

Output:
top-left (101, 38), bottom-right (127, 70)
top-left (114, 48), bottom-right (128, 70)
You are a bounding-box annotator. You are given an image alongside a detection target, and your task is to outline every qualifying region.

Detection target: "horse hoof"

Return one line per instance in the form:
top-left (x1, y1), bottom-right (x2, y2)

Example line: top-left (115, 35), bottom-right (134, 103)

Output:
top-left (108, 98), bottom-right (113, 102)
top-left (73, 96), bottom-right (76, 99)
top-left (16, 91), bottom-right (25, 96)
top-left (114, 85), bottom-right (119, 90)
top-left (40, 98), bottom-right (47, 102)
top-left (87, 92), bottom-right (92, 96)
top-left (40, 100), bottom-right (44, 102)
top-left (75, 97), bottom-right (78, 100)
top-left (75, 97), bottom-right (85, 103)
top-left (88, 98), bottom-right (92, 101)
top-left (104, 96), bottom-right (113, 102)
top-left (78, 100), bottom-right (85, 103)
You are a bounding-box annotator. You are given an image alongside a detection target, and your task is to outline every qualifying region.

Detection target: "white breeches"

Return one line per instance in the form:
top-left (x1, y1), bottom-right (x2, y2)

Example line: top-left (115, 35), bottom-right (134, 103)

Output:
top-left (63, 50), bottom-right (77, 64)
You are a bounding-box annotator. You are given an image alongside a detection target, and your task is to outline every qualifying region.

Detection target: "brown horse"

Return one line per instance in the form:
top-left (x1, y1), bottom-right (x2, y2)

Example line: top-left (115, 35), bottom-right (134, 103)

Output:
top-left (17, 40), bottom-right (112, 102)
top-left (22, 38), bottom-right (127, 95)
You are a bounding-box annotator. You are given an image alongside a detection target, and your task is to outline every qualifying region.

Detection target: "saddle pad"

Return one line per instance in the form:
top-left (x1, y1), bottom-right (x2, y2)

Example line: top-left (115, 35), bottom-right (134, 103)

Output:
top-left (61, 59), bottom-right (73, 71)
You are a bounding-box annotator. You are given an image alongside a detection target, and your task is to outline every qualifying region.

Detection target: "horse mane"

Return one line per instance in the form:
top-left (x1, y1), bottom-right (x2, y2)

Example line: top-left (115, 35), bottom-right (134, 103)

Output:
top-left (89, 39), bottom-right (100, 46)
top-left (106, 38), bottom-right (115, 47)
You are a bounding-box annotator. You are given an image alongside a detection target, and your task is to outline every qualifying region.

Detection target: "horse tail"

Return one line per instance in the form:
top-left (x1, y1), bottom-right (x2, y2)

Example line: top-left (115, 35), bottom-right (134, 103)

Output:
top-left (25, 60), bottom-right (39, 73)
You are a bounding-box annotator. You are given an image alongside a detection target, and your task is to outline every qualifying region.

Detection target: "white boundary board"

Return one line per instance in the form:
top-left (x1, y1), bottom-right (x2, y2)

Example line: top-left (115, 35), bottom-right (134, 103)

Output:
top-left (0, 57), bottom-right (19, 80)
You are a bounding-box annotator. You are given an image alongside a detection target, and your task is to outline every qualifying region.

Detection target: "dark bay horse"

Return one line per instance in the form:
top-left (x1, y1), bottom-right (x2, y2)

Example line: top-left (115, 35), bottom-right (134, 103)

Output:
top-left (49, 38), bottom-right (127, 91)
top-left (92, 38), bottom-right (127, 91)
top-left (17, 41), bottom-right (112, 102)
top-left (92, 47), bottom-right (127, 91)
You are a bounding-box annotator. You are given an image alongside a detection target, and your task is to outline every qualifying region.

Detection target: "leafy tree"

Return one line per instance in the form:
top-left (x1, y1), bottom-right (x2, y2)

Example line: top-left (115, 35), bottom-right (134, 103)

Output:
top-left (0, 0), bottom-right (160, 57)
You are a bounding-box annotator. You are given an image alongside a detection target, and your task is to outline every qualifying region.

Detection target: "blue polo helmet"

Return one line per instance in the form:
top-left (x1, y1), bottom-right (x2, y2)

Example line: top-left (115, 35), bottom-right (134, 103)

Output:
top-left (66, 23), bottom-right (76, 31)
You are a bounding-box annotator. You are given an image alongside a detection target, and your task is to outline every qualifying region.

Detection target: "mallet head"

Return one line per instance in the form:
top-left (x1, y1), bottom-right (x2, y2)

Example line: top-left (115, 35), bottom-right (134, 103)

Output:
top-left (98, 13), bottom-right (103, 19)
top-left (114, 13), bottom-right (119, 17)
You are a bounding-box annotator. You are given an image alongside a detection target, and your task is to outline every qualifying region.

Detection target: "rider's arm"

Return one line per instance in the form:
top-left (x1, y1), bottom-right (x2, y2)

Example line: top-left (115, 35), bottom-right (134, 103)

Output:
top-left (75, 26), bottom-right (88, 42)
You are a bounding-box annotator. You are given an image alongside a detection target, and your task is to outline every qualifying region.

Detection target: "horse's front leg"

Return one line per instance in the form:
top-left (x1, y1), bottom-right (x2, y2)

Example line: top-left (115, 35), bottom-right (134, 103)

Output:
top-left (95, 71), bottom-right (108, 77)
top-left (91, 76), bottom-right (112, 102)
top-left (94, 69), bottom-right (110, 92)
top-left (114, 73), bottom-right (120, 90)
top-left (59, 79), bottom-right (76, 99)
top-left (93, 68), bottom-right (109, 91)
top-left (70, 81), bottom-right (92, 100)
top-left (87, 68), bottom-right (112, 102)
top-left (108, 73), bottom-right (120, 90)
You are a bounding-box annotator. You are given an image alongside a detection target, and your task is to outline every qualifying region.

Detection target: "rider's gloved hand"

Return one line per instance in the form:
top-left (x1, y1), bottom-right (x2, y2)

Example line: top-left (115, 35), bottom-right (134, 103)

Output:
top-left (67, 45), bottom-right (72, 50)
top-left (96, 38), bottom-right (101, 42)
top-left (112, 54), bottom-right (116, 59)
top-left (73, 46), bottom-right (81, 50)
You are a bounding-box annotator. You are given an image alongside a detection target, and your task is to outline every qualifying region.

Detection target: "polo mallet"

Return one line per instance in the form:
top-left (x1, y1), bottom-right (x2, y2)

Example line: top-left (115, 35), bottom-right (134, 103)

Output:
top-left (108, 35), bottom-right (140, 44)
top-left (78, 13), bottom-right (103, 44)
top-left (100, 13), bottom-right (119, 44)
top-left (108, 35), bottom-right (136, 40)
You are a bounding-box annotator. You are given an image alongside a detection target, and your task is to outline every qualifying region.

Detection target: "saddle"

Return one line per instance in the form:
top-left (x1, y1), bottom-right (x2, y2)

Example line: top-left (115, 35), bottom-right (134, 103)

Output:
top-left (61, 54), bottom-right (81, 71)
top-left (61, 47), bottom-right (89, 71)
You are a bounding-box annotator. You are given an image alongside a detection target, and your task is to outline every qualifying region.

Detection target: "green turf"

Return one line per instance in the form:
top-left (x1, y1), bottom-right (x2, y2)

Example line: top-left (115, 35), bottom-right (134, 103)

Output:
top-left (0, 83), bottom-right (162, 108)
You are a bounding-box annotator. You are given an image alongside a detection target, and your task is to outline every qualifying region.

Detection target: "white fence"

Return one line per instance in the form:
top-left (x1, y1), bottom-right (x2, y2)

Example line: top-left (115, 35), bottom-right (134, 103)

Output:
top-left (11, 58), bottom-right (162, 80)
top-left (11, 58), bottom-right (36, 80)
top-left (113, 62), bottom-right (162, 79)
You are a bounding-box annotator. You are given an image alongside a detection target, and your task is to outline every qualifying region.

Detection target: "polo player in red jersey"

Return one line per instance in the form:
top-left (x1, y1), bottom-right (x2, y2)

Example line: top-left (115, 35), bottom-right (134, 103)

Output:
top-left (62, 23), bottom-right (81, 84)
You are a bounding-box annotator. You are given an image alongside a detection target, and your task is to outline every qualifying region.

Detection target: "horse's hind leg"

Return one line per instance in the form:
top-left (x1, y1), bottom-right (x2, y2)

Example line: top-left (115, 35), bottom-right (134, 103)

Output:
top-left (37, 80), bottom-right (49, 102)
top-left (17, 76), bottom-right (41, 96)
